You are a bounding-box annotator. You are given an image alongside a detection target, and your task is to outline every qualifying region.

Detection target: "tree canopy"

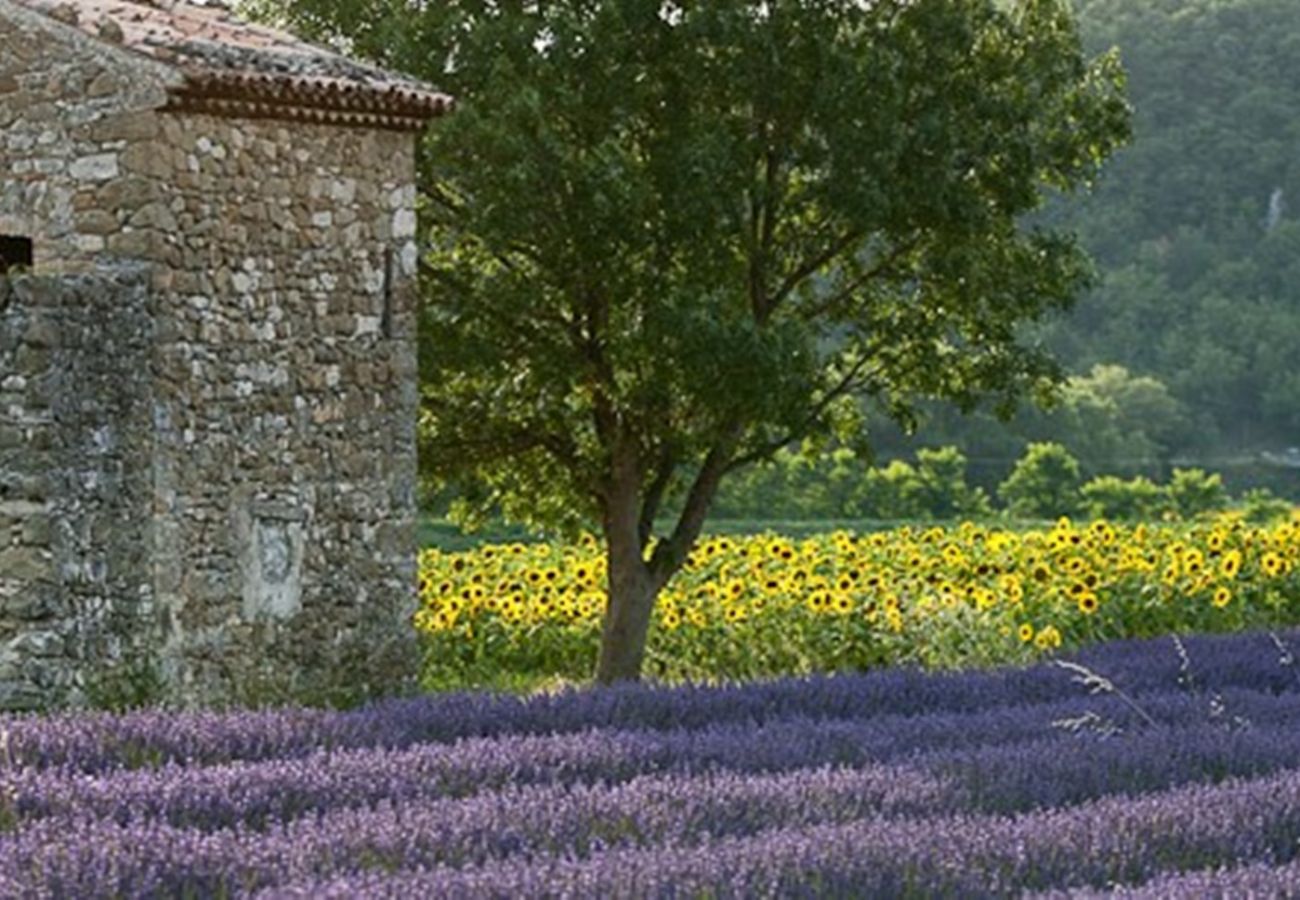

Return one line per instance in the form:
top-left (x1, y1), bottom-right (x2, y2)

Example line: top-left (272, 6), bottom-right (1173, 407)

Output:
top-left (861, 0), bottom-right (1300, 495)
top-left (257, 0), bottom-right (1129, 680)
top-left (1057, 0), bottom-right (1300, 454)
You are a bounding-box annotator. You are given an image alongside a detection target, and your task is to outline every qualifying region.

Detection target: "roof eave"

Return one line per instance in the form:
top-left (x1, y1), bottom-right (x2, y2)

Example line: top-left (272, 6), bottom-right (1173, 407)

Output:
top-left (163, 68), bottom-right (453, 132)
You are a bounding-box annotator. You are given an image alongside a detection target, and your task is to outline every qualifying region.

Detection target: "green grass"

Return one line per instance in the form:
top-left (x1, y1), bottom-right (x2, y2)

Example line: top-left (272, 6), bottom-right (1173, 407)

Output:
top-left (419, 516), bottom-right (1058, 551)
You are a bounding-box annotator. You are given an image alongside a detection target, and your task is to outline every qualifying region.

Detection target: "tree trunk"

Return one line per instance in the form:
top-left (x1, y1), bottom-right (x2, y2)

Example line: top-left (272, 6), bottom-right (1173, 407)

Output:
top-left (595, 442), bottom-right (660, 684)
top-left (593, 427), bottom-right (741, 684)
top-left (595, 541), bottom-right (660, 683)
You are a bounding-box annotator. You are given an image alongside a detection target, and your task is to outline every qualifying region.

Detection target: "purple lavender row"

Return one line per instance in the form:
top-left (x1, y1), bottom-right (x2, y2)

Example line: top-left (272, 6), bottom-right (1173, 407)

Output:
top-left (10, 743), bottom-right (1300, 900)
top-left (9, 687), bottom-right (1299, 831)
top-left (260, 765), bottom-right (1300, 899)
top-left (5, 628), bottom-right (1298, 774)
top-left (912, 719), bottom-right (1300, 814)
top-left (0, 764), bottom-right (956, 898)
top-left (1041, 859), bottom-right (1300, 899)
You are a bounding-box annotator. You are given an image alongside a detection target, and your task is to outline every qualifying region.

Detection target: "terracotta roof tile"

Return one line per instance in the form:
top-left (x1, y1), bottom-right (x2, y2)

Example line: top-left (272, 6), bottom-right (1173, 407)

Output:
top-left (13, 0), bottom-right (452, 129)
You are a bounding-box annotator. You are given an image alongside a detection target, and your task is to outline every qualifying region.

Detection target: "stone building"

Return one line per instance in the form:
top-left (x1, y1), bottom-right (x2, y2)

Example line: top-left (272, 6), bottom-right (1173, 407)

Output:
top-left (0, 0), bottom-right (450, 708)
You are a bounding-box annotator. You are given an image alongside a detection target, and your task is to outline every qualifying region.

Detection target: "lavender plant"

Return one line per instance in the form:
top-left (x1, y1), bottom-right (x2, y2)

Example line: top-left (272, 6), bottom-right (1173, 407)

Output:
top-left (0, 628), bottom-right (1297, 897)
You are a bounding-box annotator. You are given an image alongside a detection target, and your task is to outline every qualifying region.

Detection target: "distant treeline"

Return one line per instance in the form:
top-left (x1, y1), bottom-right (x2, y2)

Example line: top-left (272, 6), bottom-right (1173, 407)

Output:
top-left (710, 443), bottom-right (1294, 523)
top-left (423, 440), bottom-right (1293, 550)
top-left (869, 0), bottom-right (1300, 485)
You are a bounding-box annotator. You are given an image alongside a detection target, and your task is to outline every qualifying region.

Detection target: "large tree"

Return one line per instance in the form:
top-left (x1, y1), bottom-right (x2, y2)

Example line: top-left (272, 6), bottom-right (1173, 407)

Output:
top-left (258, 0), bottom-right (1129, 683)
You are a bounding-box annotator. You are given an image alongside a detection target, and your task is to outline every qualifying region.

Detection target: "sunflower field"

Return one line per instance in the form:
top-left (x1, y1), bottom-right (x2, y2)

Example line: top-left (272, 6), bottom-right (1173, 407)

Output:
top-left (415, 511), bottom-right (1300, 690)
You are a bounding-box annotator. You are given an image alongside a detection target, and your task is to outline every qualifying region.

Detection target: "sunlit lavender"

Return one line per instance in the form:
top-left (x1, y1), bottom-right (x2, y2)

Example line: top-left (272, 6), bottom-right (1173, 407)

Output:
top-left (3, 628), bottom-right (1300, 897)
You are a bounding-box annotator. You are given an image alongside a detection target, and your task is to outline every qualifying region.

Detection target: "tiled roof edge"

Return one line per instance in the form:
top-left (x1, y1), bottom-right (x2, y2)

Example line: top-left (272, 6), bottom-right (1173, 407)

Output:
top-left (5, 0), bottom-right (453, 129)
top-left (168, 67), bottom-right (453, 130)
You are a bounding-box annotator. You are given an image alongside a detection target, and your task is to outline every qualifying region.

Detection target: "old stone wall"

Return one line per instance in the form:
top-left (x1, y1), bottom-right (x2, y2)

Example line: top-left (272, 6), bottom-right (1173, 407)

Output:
top-left (1, 5), bottom-right (423, 707)
top-left (0, 271), bottom-right (155, 709)
top-left (137, 114), bottom-right (422, 706)
top-left (0, 2), bottom-right (175, 271)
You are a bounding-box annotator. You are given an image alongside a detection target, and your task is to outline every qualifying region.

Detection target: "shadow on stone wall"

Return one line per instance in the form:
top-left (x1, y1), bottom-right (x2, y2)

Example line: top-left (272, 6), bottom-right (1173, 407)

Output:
top-left (0, 269), bottom-right (155, 710)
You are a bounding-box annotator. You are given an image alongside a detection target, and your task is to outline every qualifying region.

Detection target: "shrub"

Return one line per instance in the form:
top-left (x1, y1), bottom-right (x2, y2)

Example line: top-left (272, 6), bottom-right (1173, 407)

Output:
top-left (998, 442), bottom-right (1083, 519)
top-left (913, 447), bottom-right (992, 519)
top-left (855, 459), bottom-right (926, 519)
top-left (1080, 474), bottom-right (1165, 520)
top-left (1240, 487), bottom-right (1293, 524)
top-left (1166, 467), bottom-right (1227, 519)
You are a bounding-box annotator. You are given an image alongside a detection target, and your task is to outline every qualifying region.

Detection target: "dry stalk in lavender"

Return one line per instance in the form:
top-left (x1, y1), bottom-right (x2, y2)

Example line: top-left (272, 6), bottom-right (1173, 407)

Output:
top-left (1172, 634), bottom-right (1250, 732)
top-left (1051, 659), bottom-right (1158, 731)
top-left (1172, 634), bottom-right (1198, 694)
top-left (1270, 632), bottom-right (1300, 687)
top-left (1049, 709), bottom-right (1126, 739)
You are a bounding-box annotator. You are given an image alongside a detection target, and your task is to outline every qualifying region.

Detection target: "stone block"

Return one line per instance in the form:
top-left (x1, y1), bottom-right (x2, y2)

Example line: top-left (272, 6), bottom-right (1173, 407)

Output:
top-left (88, 111), bottom-right (157, 142)
top-left (74, 209), bottom-right (117, 235)
top-left (96, 176), bottom-right (156, 211)
top-left (20, 513), bottom-right (50, 546)
top-left (21, 316), bottom-right (57, 348)
top-left (68, 152), bottom-right (119, 182)
top-left (0, 678), bottom-right (49, 712)
top-left (4, 582), bottom-right (58, 619)
top-left (105, 229), bottom-right (157, 258)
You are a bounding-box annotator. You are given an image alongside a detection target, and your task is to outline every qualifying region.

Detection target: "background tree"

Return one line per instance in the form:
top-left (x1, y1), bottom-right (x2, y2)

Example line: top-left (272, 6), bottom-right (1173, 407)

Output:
top-left (1165, 468), bottom-right (1228, 519)
top-left (868, 362), bottom-right (1190, 490)
top-left (257, 0), bottom-right (1128, 682)
top-left (912, 447), bottom-right (992, 520)
top-left (811, 0), bottom-right (1300, 501)
top-left (998, 441), bottom-right (1084, 519)
top-left (1080, 474), bottom-right (1164, 520)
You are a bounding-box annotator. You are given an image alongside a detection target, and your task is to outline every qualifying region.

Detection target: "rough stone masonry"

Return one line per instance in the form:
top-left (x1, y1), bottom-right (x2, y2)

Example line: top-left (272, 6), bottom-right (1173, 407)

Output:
top-left (0, 0), bottom-right (451, 708)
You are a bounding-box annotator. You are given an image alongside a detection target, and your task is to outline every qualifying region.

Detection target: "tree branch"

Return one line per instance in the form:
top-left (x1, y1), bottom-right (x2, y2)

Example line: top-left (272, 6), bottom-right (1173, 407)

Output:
top-left (424, 424), bottom-right (578, 470)
top-left (424, 181), bottom-right (467, 219)
top-left (749, 143), bottom-right (784, 323)
top-left (747, 147), bottom-right (766, 323)
top-left (637, 445), bottom-right (677, 550)
top-left (795, 237), bottom-right (921, 321)
top-left (575, 283), bottom-right (619, 449)
top-left (765, 227), bottom-right (866, 318)
top-left (723, 352), bottom-right (883, 474)
top-left (649, 423), bottom-right (744, 584)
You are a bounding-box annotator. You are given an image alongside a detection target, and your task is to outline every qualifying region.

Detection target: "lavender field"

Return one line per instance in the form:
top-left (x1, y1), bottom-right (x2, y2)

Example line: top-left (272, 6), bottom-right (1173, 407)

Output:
top-left (4, 631), bottom-right (1300, 897)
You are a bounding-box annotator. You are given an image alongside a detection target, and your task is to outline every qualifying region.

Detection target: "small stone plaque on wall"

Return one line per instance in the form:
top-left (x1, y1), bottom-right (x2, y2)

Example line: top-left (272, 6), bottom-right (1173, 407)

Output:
top-left (238, 496), bottom-right (309, 621)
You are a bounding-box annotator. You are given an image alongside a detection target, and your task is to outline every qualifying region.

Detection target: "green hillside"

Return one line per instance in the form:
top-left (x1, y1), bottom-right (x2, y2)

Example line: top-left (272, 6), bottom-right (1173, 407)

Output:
top-left (1060, 0), bottom-right (1300, 446)
top-left (875, 0), bottom-right (1300, 494)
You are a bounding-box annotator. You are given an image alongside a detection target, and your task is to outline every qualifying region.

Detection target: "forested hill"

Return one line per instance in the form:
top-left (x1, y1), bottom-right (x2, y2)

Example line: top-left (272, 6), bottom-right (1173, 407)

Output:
top-left (877, 0), bottom-right (1300, 492)
top-left (1053, 0), bottom-right (1300, 451)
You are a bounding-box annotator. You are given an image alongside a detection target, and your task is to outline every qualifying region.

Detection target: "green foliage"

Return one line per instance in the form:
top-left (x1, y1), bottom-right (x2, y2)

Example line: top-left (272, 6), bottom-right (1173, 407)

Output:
top-left (858, 459), bottom-right (928, 521)
top-left (1165, 467), bottom-right (1228, 519)
top-left (1080, 474), bottom-right (1165, 520)
top-left (841, 446), bottom-right (992, 520)
top-left (998, 441), bottom-right (1083, 518)
top-left (711, 445), bottom-right (987, 521)
top-left (1050, 0), bottom-right (1300, 458)
top-left (1043, 364), bottom-right (1188, 476)
top-left (843, 0), bottom-right (1300, 490)
top-left (422, 619), bottom-right (601, 694)
top-left (913, 447), bottom-right (993, 519)
top-left (1240, 488), bottom-right (1294, 524)
top-left (260, 0), bottom-right (1128, 534)
top-left (254, 0), bottom-right (1127, 680)
top-left (711, 448), bottom-right (839, 519)
top-left (82, 657), bottom-right (166, 713)
top-left (412, 0), bottom-right (1126, 537)
top-left (867, 363), bottom-right (1190, 489)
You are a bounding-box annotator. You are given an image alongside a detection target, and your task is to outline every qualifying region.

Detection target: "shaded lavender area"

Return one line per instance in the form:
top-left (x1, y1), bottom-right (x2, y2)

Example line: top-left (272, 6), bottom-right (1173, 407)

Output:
top-left (2, 628), bottom-right (1300, 897)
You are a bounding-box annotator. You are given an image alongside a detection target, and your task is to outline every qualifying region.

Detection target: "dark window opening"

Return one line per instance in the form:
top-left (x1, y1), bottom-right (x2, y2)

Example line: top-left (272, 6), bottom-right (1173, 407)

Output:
top-left (0, 235), bottom-right (33, 275)
top-left (381, 247), bottom-right (394, 339)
